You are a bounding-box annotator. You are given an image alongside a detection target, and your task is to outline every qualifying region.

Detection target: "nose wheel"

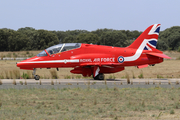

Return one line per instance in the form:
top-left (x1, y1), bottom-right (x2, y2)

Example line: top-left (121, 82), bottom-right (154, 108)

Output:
top-left (32, 68), bottom-right (40, 80)
top-left (34, 75), bottom-right (40, 80)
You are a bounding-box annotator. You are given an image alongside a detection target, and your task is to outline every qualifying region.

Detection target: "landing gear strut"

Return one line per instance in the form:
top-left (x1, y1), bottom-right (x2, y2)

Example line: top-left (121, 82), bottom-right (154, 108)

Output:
top-left (32, 68), bottom-right (40, 80)
top-left (93, 73), bottom-right (104, 80)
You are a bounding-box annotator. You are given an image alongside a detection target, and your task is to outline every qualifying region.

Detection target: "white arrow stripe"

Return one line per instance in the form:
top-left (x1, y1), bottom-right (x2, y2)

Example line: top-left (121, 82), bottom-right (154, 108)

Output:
top-left (124, 38), bottom-right (157, 62)
top-left (19, 59), bottom-right (79, 63)
top-left (124, 40), bottom-right (147, 61)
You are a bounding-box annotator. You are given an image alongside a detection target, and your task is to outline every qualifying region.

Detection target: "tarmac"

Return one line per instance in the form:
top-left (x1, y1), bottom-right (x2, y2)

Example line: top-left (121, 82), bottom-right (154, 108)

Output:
top-left (0, 78), bottom-right (180, 89)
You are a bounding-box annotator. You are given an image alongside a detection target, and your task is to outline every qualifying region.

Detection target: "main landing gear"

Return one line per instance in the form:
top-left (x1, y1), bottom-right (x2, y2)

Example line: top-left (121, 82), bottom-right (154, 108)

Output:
top-left (93, 73), bottom-right (104, 80)
top-left (32, 68), bottom-right (40, 80)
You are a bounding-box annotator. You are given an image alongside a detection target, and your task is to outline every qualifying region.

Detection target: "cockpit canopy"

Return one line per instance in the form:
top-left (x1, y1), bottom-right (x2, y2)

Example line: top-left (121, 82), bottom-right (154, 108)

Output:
top-left (37, 43), bottom-right (81, 57)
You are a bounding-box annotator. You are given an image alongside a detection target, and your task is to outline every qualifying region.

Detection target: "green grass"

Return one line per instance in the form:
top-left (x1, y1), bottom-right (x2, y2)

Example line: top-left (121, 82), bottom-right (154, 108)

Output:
top-left (50, 69), bottom-right (58, 79)
top-left (108, 74), bottom-right (116, 79)
top-left (64, 75), bottom-right (71, 79)
top-left (138, 71), bottom-right (144, 79)
top-left (157, 74), bottom-right (164, 79)
top-left (0, 87), bottom-right (180, 119)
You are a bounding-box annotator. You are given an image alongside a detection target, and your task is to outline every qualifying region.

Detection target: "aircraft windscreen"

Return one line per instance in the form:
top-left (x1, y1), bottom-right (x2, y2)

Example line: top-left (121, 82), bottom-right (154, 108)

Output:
top-left (46, 44), bottom-right (63, 55)
top-left (37, 50), bottom-right (48, 57)
top-left (61, 43), bottom-right (81, 52)
top-left (45, 43), bottom-right (81, 55)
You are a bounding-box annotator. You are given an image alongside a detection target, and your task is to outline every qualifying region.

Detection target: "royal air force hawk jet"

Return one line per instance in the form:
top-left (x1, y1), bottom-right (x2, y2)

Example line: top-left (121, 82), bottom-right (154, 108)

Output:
top-left (17, 24), bottom-right (171, 80)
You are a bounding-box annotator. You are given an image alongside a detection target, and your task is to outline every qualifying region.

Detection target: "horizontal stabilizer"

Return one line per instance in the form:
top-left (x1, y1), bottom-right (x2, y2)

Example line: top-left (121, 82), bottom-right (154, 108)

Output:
top-left (137, 64), bottom-right (148, 69)
top-left (146, 52), bottom-right (171, 59)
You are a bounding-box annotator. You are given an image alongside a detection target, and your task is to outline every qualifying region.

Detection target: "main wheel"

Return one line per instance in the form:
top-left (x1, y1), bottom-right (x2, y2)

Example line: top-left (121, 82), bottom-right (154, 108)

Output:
top-left (34, 75), bottom-right (40, 80)
top-left (94, 73), bottom-right (104, 80)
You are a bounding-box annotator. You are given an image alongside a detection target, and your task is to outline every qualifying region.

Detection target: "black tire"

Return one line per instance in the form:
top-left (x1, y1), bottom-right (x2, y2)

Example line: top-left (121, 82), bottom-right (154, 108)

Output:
top-left (34, 75), bottom-right (40, 80)
top-left (94, 73), bottom-right (104, 80)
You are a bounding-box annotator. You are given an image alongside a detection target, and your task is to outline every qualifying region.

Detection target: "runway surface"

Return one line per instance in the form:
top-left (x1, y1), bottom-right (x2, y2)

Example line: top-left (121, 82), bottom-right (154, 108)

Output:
top-left (0, 78), bottom-right (180, 89)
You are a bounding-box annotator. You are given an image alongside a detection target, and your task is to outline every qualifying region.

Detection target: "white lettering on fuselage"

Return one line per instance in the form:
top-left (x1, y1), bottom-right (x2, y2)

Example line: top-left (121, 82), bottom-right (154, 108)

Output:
top-left (101, 58), bottom-right (115, 62)
top-left (93, 58), bottom-right (100, 62)
top-left (80, 59), bottom-right (92, 62)
top-left (80, 58), bottom-right (115, 63)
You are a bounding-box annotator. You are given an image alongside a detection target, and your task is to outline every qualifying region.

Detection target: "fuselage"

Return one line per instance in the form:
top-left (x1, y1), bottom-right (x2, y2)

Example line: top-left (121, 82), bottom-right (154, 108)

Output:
top-left (17, 43), bottom-right (163, 70)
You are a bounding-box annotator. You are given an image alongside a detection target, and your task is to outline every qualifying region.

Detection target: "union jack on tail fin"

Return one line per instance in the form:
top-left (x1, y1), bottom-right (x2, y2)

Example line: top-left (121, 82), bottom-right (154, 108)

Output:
top-left (124, 24), bottom-right (171, 61)
top-left (128, 24), bottom-right (160, 51)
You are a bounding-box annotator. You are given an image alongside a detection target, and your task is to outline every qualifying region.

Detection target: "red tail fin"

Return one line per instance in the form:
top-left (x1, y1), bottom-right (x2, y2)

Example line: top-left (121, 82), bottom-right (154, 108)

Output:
top-left (128, 24), bottom-right (161, 51)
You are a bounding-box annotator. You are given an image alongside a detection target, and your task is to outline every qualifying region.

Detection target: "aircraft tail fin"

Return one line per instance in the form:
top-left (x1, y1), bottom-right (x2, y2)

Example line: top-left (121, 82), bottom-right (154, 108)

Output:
top-left (128, 24), bottom-right (160, 51)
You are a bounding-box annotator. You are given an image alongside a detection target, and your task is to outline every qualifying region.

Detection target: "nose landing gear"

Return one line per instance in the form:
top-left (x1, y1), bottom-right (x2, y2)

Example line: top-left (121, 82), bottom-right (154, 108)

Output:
top-left (34, 75), bottom-right (40, 80)
top-left (32, 68), bottom-right (40, 80)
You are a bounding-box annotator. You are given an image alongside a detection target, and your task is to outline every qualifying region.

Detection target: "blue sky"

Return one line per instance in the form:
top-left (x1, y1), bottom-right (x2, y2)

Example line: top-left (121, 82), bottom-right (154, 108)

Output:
top-left (0, 0), bottom-right (179, 31)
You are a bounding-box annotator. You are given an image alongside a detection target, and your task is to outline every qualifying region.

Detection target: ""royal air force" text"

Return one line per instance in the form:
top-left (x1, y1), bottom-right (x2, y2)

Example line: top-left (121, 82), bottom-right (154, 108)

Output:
top-left (80, 58), bottom-right (115, 63)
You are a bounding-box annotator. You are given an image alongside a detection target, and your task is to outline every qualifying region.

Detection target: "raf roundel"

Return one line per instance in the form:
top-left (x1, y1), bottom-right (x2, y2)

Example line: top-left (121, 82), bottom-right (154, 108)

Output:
top-left (118, 56), bottom-right (124, 63)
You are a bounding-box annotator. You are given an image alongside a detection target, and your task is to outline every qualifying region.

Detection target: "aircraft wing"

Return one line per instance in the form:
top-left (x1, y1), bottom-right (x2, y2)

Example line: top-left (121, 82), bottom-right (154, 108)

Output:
top-left (71, 62), bottom-right (125, 75)
top-left (146, 52), bottom-right (171, 59)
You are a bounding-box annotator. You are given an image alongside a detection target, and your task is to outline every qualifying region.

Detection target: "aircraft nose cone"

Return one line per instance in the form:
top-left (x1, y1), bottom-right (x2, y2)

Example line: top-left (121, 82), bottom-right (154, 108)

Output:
top-left (16, 61), bottom-right (34, 70)
top-left (16, 61), bottom-right (28, 68)
top-left (16, 62), bottom-right (22, 67)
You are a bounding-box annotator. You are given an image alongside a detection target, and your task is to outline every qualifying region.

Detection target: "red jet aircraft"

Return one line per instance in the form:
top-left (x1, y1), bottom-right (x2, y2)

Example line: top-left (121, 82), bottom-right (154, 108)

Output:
top-left (17, 24), bottom-right (171, 80)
